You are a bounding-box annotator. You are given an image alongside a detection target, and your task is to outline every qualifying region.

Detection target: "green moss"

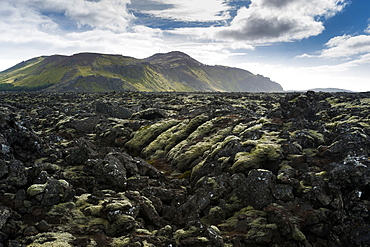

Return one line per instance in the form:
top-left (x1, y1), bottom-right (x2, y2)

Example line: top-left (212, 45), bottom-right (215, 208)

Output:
top-left (252, 143), bottom-right (282, 160)
top-left (105, 200), bottom-right (132, 211)
top-left (190, 160), bottom-right (206, 180)
top-left (75, 194), bottom-right (91, 207)
top-left (125, 119), bottom-right (180, 154)
top-left (175, 142), bottom-right (213, 170)
top-left (174, 226), bottom-right (199, 245)
top-left (170, 133), bottom-right (225, 172)
top-left (232, 152), bottom-right (255, 172)
top-left (111, 237), bottom-right (131, 247)
top-left (28, 243), bottom-right (72, 247)
top-left (359, 121), bottom-right (370, 128)
top-left (187, 119), bottom-right (216, 142)
top-left (142, 120), bottom-right (190, 158)
top-left (219, 206), bottom-right (263, 229)
top-left (210, 135), bottom-right (240, 157)
top-left (304, 130), bottom-right (325, 144)
top-left (167, 117), bottom-right (236, 172)
top-left (105, 214), bottom-right (137, 237)
top-left (232, 123), bottom-right (249, 134)
top-left (292, 225), bottom-right (306, 242)
top-left (301, 148), bottom-right (317, 156)
top-left (231, 143), bottom-right (282, 174)
top-left (178, 170), bottom-right (191, 179)
top-left (89, 217), bottom-right (110, 229)
top-left (315, 171), bottom-right (327, 177)
top-left (27, 184), bottom-right (46, 197)
top-left (298, 181), bottom-right (312, 194)
top-left (27, 232), bottom-right (75, 246)
top-left (84, 205), bottom-right (104, 217)
top-left (246, 227), bottom-right (270, 240)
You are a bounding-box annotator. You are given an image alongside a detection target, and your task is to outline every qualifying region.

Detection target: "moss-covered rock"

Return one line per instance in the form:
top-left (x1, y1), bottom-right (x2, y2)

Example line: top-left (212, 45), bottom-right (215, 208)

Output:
top-left (174, 132), bottom-right (229, 172)
top-left (142, 114), bottom-right (209, 159)
top-left (217, 204), bottom-right (278, 244)
top-left (111, 237), bottom-right (131, 247)
top-left (246, 219), bottom-right (277, 244)
top-left (173, 226), bottom-right (201, 245)
top-left (106, 214), bottom-right (138, 237)
top-left (142, 121), bottom-right (189, 159)
top-left (231, 142), bottom-right (283, 174)
top-left (84, 204), bottom-right (104, 217)
top-left (292, 129), bottom-right (325, 149)
top-left (165, 118), bottom-right (220, 164)
top-left (292, 225), bottom-right (306, 242)
top-left (27, 184), bottom-right (47, 197)
top-left (218, 206), bottom-right (265, 230)
top-left (125, 119), bottom-right (180, 155)
top-left (27, 232), bottom-right (76, 247)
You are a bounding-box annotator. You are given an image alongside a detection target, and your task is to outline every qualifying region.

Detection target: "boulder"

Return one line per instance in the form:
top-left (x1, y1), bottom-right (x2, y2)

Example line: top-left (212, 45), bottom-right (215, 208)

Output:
top-left (244, 169), bottom-right (276, 209)
top-left (95, 101), bottom-right (132, 119)
top-left (231, 143), bottom-right (283, 174)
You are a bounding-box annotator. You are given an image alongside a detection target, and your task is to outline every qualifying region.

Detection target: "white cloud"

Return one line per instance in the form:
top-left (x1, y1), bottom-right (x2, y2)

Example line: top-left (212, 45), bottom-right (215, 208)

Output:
top-left (65, 0), bottom-right (133, 32)
top-left (3, 0), bottom-right (133, 33)
top-left (165, 0), bottom-right (349, 45)
top-left (230, 42), bottom-right (255, 50)
top-left (343, 53), bottom-right (370, 67)
top-left (320, 35), bottom-right (370, 58)
top-left (0, 1), bottom-right (60, 43)
top-left (365, 19), bottom-right (370, 34)
top-left (217, 7), bottom-right (323, 42)
top-left (169, 43), bottom-right (236, 65)
top-left (65, 26), bottom-right (166, 56)
top-left (297, 53), bottom-right (315, 58)
top-left (139, 0), bottom-right (231, 22)
top-left (216, 0), bottom-right (349, 43)
top-left (0, 1), bottom-right (51, 28)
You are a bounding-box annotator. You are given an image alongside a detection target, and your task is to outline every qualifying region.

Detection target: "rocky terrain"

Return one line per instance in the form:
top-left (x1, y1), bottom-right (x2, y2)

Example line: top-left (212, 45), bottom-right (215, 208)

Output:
top-left (0, 91), bottom-right (370, 246)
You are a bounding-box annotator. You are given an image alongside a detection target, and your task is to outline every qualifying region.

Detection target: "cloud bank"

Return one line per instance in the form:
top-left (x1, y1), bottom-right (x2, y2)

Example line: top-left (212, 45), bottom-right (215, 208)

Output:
top-left (131, 0), bottom-right (231, 22)
top-left (168, 0), bottom-right (349, 44)
top-left (320, 35), bottom-right (370, 58)
top-left (0, 0), bottom-right (350, 52)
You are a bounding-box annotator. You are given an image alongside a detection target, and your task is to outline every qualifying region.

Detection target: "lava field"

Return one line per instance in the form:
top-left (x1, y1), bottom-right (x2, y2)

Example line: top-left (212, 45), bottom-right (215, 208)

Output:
top-left (1, 91), bottom-right (370, 246)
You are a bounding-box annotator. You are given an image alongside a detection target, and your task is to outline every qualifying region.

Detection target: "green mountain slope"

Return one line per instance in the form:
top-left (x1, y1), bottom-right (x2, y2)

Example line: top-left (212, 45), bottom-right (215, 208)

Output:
top-left (0, 51), bottom-right (283, 92)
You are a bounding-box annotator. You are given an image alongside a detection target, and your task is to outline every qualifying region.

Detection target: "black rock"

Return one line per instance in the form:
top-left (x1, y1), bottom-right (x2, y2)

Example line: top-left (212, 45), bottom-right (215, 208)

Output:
top-left (95, 101), bottom-right (132, 119)
top-left (35, 220), bottom-right (51, 232)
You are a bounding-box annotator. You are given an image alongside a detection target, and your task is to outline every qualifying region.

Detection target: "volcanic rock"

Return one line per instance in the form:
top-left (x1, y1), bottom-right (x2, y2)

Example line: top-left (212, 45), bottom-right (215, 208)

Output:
top-left (0, 91), bottom-right (370, 246)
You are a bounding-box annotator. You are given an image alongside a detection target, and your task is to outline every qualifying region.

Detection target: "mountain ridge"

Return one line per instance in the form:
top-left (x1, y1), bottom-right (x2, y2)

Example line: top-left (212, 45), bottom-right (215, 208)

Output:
top-left (0, 51), bottom-right (283, 92)
top-left (285, 88), bottom-right (354, 93)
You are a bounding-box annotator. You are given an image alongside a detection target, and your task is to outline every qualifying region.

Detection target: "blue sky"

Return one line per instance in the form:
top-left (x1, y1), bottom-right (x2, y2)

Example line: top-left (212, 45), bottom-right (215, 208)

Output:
top-left (1, 0), bottom-right (370, 91)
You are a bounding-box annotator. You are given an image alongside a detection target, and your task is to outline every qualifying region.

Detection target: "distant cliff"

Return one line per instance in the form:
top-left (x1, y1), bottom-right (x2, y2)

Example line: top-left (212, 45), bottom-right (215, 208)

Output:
top-left (0, 51), bottom-right (283, 92)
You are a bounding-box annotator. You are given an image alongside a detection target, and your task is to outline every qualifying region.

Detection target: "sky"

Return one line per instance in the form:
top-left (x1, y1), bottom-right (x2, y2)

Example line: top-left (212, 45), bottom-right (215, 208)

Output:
top-left (0, 0), bottom-right (370, 92)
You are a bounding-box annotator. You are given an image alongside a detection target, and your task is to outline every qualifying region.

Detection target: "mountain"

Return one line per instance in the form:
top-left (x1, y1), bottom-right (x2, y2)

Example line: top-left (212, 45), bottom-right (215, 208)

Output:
top-left (309, 88), bottom-right (353, 93)
top-left (0, 51), bottom-right (283, 92)
top-left (285, 88), bottom-right (354, 93)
